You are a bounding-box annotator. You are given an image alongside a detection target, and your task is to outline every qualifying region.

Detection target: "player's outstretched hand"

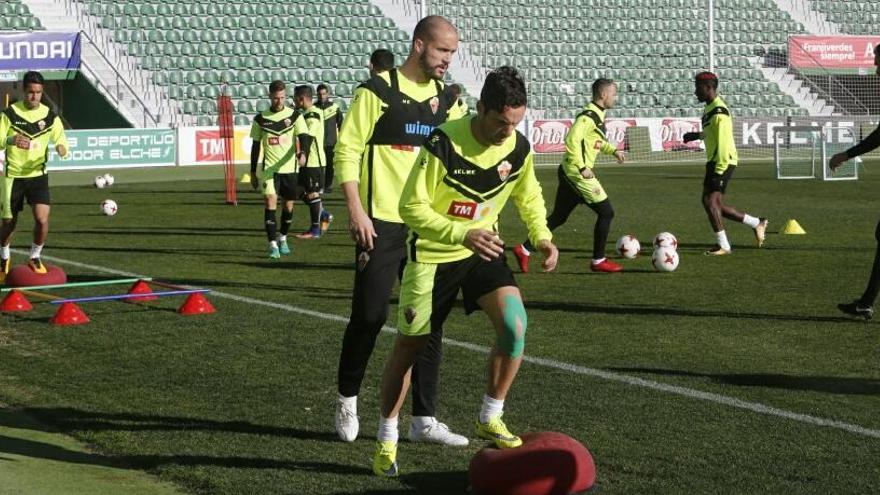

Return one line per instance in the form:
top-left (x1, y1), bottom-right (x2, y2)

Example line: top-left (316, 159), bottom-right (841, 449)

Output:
top-left (464, 229), bottom-right (505, 261)
top-left (682, 132), bottom-right (701, 143)
top-left (614, 150), bottom-right (626, 164)
top-left (250, 174), bottom-right (259, 190)
top-left (829, 152), bottom-right (848, 172)
top-left (536, 239), bottom-right (558, 273)
top-left (349, 208), bottom-right (378, 251)
top-left (580, 167), bottom-right (595, 179)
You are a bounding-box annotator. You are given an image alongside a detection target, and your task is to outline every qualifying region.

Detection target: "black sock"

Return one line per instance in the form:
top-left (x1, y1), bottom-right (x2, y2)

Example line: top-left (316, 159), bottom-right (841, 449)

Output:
top-left (308, 199), bottom-right (322, 230)
top-left (264, 209), bottom-right (277, 241)
top-left (280, 208), bottom-right (293, 236)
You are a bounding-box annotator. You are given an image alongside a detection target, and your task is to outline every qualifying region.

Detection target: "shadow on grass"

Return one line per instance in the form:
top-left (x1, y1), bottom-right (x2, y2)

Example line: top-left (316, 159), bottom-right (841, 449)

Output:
top-left (526, 300), bottom-right (860, 324)
top-left (326, 470), bottom-right (470, 495)
top-left (605, 367), bottom-right (880, 395)
top-left (16, 408), bottom-right (341, 443)
top-left (0, 433), bottom-right (369, 475)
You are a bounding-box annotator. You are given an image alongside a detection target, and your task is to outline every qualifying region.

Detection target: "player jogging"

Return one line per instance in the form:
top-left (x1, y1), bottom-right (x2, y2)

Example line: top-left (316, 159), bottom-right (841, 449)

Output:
top-left (0, 71), bottom-right (69, 281)
top-left (513, 78), bottom-right (626, 273)
top-left (831, 44), bottom-right (880, 320)
top-left (249, 80), bottom-right (308, 259)
top-left (683, 71), bottom-right (767, 256)
top-left (333, 16), bottom-right (467, 446)
top-left (372, 66), bottom-right (558, 477)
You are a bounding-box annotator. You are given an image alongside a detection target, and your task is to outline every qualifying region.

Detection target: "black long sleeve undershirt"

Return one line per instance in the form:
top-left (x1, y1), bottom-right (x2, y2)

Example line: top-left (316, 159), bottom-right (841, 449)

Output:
top-left (846, 124), bottom-right (880, 158)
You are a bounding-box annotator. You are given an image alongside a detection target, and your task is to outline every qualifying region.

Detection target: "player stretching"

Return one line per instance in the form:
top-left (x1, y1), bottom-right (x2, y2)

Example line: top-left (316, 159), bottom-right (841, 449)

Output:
top-left (683, 71), bottom-right (767, 256)
top-left (249, 80), bottom-right (308, 258)
top-left (0, 71), bottom-right (69, 281)
top-left (372, 67), bottom-right (558, 477)
top-left (334, 16), bottom-right (467, 445)
top-left (513, 78), bottom-right (626, 273)
top-left (831, 44), bottom-right (880, 319)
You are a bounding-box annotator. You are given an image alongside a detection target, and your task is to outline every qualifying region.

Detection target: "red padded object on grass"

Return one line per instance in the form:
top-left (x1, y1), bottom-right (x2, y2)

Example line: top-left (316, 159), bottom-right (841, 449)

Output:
top-left (5, 264), bottom-right (66, 287)
top-left (469, 431), bottom-right (596, 495)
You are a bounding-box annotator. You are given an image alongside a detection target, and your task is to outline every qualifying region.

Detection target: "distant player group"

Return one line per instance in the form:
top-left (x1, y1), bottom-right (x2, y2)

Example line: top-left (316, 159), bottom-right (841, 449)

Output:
top-left (3, 13), bottom-right (880, 481)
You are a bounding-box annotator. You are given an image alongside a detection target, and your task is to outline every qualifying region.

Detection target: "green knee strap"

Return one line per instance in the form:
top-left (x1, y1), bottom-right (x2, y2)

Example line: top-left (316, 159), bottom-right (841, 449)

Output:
top-left (499, 295), bottom-right (527, 358)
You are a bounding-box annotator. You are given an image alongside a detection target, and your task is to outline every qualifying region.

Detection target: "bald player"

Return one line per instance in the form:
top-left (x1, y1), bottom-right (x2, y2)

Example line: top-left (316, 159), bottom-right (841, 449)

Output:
top-left (333, 16), bottom-right (468, 447)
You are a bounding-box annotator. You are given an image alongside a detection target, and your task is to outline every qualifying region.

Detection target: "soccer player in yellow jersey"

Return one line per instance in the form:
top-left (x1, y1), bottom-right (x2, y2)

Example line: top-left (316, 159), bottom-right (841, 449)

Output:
top-left (249, 80), bottom-right (309, 259)
top-left (0, 71), bottom-right (69, 280)
top-left (683, 71), bottom-right (767, 256)
top-left (372, 67), bottom-right (559, 477)
top-left (292, 84), bottom-right (333, 239)
top-left (333, 16), bottom-right (467, 446)
top-left (513, 78), bottom-right (626, 273)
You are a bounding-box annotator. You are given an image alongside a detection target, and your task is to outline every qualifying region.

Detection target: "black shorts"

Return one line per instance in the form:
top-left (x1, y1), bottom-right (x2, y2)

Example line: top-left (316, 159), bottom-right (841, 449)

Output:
top-left (1, 174), bottom-right (50, 219)
top-left (398, 253), bottom-right (518, 336)
top-left (703, 163), bottom-right (735, 194)
top-left (263, 172), bottom-right (299, 200)
top-left (298, 167), bottom-right (324, 194)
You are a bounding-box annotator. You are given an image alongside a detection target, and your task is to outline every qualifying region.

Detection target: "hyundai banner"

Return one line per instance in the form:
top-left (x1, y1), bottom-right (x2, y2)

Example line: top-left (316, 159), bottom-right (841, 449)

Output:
top-left (0, 32), bottom-right (82, 72)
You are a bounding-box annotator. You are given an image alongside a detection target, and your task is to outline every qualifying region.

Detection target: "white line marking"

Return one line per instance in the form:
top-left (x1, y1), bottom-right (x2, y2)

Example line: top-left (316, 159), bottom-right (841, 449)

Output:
top-left (24, 251), bottom-right (880, 440)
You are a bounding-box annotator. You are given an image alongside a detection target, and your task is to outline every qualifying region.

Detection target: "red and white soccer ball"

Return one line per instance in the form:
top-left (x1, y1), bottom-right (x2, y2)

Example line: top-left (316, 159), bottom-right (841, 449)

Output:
top-left (615, 234), bottom-right (641, 259)
top-left (653, 232), bottom-right (678, 250)
top-left (100, 199), bottom-right (118, 216)
top-left (94, 175), bottom-right (107, 188)
top-left (652, 246), bottom-right (679, 272)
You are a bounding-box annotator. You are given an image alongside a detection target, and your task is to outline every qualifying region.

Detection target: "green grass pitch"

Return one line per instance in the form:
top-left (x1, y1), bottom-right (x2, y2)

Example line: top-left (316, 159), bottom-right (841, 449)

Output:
top-left (0, 161), bottom-right (878, 494)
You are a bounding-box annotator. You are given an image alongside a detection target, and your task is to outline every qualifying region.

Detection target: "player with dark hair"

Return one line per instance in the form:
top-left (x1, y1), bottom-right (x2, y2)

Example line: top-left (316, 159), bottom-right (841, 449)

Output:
top-left (316, 83), bottom-right (344, 193)
top-left (333, 16), bottom-right (467, 447)
top-left (369, 49), bottom-right (395, 76)
top-left (0, 70), bottom-right (69, 280)
top-left (293, 84), bottom-right (333, 239)
top-left (249, 80), bottom-right (308, 258)
top-left (832, 44), bottom-right (880, 319)
top-left (372, 66), bottom-right (558, 477)
top-left (513, 78), bottom-right (626, 273)
top-left (683, 71), bottom-right (767, 256)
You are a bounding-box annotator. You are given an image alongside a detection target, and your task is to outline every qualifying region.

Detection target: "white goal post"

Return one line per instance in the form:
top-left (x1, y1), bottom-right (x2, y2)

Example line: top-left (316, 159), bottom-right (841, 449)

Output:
top-left (774, 126), bottom-right (859, 181)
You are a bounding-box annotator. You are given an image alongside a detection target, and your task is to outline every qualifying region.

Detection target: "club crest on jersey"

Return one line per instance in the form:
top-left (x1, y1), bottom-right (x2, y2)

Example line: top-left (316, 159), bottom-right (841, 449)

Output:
top-left (497, 161), bottom-right (512, 181)
top-left (37, 120), bottom-right (46, 131)
top-left (429, 96), bottom-right (440, 115)
top-left (447, 200), bottom-right (478, 220)
top-left (593, 140), bottom-right (602, 150)
top-left (283, 118), bottom-right (291, 127)
top-left (268, 137), bottom-right (280, 145)
top-left (405, 307), bottom-right (417, 324)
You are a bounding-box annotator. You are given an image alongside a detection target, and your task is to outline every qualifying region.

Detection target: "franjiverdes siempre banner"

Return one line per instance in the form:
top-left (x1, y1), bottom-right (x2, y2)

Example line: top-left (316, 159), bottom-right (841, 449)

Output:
top-left (0, 32), bottom-right (82, 71)
top-left (789, 35), bottom-right (880, 72)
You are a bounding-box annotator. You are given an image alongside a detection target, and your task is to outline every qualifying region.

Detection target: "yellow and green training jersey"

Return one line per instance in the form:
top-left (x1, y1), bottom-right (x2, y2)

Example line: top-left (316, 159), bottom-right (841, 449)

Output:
top-left (701, 96), bottom-right (738, 173)
top-left (399, 115), bottom-right (552, 264)
top-left (0, 101), bottom-right (68, 178)
top-left (334, 68), bottom-right (466, 223)
top-left (301, 106), bottom-right (326, 168)
top-left (561, 102), bottom-right (616, 178)
top-left (249, 106), bottom-right (308, 175)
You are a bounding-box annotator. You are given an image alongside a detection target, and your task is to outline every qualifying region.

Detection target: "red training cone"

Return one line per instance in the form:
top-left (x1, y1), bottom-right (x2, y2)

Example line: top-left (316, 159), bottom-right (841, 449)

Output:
top-left (51, 302), bottom-right (89, 326)
top-left (178, 293), bottom-right (215, 315)
top-left (126, 280), bottom-right (158, 302)
top-left (0, 290), bottom-right (32, 312)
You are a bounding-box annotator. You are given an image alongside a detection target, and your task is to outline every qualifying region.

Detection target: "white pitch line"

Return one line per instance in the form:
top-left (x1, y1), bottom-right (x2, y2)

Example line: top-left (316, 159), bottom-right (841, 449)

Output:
top-left (21, 250), bottom-right (880, 440)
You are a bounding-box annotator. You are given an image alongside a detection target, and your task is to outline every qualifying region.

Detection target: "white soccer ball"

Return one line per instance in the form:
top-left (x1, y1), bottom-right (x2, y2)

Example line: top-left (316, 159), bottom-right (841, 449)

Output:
top-left (615, 234), bottom-right (641, 259)
top-left (94, 175), bottom-right (107, 188)
top-left (653, 232), bottom-right (678, 251)
top-left (652, 247), bottom-right (679, 272)
top-left (102, 173), bottom-right (115, 186)
top-left (100, 199), bottom-right (118, 216)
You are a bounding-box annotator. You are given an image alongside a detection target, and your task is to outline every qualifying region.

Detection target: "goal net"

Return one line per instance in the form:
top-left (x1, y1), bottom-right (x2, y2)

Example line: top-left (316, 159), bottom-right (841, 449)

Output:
top-left (774, 126), bottom-right (858, 180)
